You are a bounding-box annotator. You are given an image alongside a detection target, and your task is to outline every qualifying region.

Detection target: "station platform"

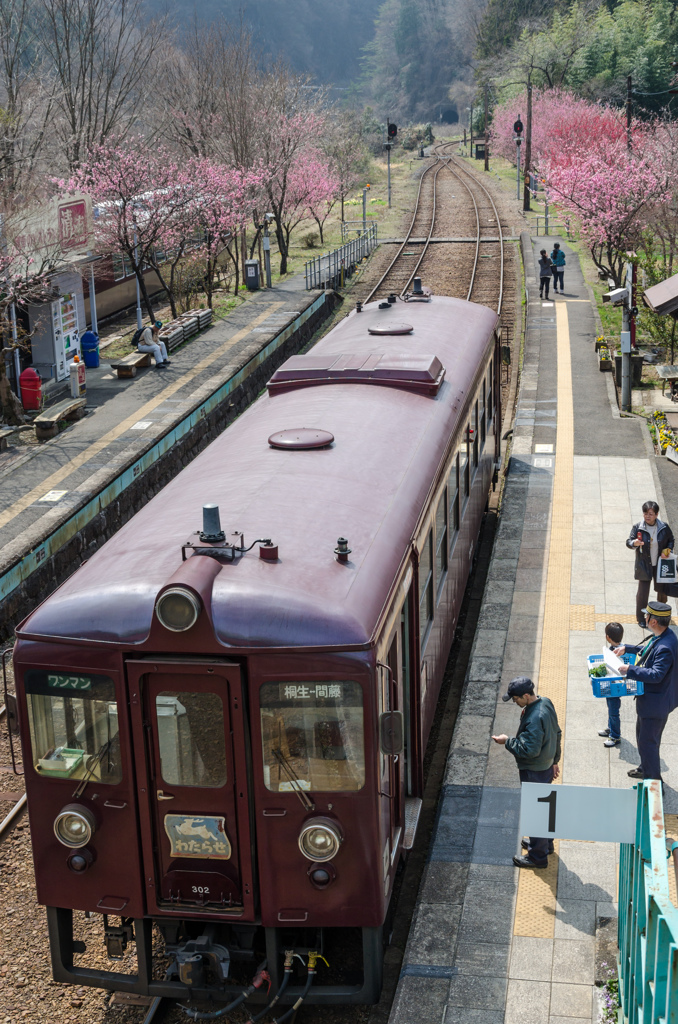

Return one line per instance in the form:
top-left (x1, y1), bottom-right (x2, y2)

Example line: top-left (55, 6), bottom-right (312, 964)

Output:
top-left (0, 280), bottom-right (332, 635)
top-left (390, 236), bottom-right (678, 1023)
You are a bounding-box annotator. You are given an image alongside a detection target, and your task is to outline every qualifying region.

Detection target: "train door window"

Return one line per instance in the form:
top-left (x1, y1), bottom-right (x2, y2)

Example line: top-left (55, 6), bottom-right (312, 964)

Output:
top-left (449, 455), bottom-right (460, 552)
top-left (260, 682), bottom-right (365, 792)
top-left (419, 529), bottom-right (433, 647)
top-left (24, 671), bottom-right (122, 784)
top-left (480, 382), bottom-right (486, 446)
top-left (400, 598), bottom-right (413, 793)
top-left (472, 402), bottom-right (479, 470)
top-left (487, 360), bottom-right (493, 425)
top-left (435, 490), bottom-right (448, 598)
top-left (460, 432), bottom-right (470, 507)
top-left (155, 691), bottom-right (227, 788)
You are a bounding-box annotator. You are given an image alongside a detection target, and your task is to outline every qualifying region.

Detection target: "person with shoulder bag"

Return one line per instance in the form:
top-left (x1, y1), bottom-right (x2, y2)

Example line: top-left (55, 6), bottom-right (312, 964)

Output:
top-left (538, 250), bottom-right (553, 299)
top-left (133, 320), bottom-right (171, 369)
top-left (627, 500), bottom-right (674, 627)
top-left (550, 242), bottom-right (566, 293)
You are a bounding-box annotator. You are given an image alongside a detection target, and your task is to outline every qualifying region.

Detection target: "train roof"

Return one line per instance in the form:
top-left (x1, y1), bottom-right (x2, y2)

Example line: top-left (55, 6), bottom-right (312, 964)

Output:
top-left (19, 297), bottom-right (498, 649)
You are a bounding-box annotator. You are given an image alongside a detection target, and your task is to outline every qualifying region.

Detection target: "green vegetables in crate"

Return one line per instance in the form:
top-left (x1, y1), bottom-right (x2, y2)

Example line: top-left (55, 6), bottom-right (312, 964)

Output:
top-left (589, 663), bottom-right (609, 678)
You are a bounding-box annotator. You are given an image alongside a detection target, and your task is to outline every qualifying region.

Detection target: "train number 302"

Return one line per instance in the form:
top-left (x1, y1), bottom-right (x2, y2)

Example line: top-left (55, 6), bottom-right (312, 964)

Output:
top-left (192, 886), bottom-right (210, 894)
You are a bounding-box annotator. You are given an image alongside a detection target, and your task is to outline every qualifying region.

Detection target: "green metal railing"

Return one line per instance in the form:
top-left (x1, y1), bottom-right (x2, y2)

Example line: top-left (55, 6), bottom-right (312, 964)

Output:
top-left (619, 780), bottom-right (678, 1023)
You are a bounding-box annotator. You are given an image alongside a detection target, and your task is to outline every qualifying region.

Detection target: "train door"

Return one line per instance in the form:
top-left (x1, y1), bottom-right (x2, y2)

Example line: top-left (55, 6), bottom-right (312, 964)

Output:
top-left (127, 661), bottom-right (253, 915)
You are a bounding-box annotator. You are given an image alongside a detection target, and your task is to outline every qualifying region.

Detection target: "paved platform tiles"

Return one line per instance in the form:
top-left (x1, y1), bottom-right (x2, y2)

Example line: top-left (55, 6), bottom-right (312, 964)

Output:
top-left (0, 285), bottom-right (327, 609)
top-left (390, 236), bottom-right (677, 1024)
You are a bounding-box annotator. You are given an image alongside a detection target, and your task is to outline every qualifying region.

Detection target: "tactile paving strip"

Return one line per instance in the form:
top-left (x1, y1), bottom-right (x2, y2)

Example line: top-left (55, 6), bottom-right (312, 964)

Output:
top-left (569, 606), bottom-right (640, 630)
top-left (513, 842), bottom-right (560, 937)
top-left (515, 303), bottom-right (571, 938)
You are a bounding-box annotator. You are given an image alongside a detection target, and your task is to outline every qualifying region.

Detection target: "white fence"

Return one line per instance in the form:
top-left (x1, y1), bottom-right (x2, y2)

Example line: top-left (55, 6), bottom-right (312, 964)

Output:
top-left (304, 224), bottom-right (378, 290)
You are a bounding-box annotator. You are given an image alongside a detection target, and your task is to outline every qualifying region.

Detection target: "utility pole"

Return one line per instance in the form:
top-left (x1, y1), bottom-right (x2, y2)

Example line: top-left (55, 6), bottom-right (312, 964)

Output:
top-left (627, 75), bottom-right (632, 151)
top-left (523, 79), bottom-right (533, 211)
top-left (386, 143), bottom-right (391, 207)
top-left (263, 214), bottom-right (273, 288)
top-left (133, 222), bottom-right (142, 329)
top-left (484, 85), bottom-right (489, 171)
top-left (470, 103), bottom-right (474, 157)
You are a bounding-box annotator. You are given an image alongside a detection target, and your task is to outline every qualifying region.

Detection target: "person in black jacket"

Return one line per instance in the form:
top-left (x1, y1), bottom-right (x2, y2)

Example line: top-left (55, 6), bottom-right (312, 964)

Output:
top-left (626, 501), bottom-right (674, 627)
top-left (616, 601), bottom-right (678, 781)
top-left (492, 677), bottom-right (561, 869)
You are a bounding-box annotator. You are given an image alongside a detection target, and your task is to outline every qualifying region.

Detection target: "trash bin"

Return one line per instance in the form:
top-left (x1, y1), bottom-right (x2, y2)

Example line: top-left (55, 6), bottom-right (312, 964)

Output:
top-left (80, 329), bottom-right (100, 368)
top-left (70, 356), bottom-right (86, 398)
top-left (244, 259), bottom-right (260, 291)
top-left (19, 367), bottom-right (42, 411)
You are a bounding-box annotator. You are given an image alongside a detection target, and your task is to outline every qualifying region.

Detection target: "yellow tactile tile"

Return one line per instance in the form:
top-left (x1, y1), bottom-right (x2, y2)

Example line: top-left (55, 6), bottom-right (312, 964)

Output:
top-left (665, 815), bottom-right (678, 906)
top-left (569, 607), bottom-right (640, 630)
top-left (513, 843), bottom-right (560, 937)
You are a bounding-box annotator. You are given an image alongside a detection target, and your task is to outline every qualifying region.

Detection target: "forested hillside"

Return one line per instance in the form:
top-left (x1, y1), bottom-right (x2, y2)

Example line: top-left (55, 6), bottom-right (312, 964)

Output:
top-left (153, 0), bottom-right (383, 87)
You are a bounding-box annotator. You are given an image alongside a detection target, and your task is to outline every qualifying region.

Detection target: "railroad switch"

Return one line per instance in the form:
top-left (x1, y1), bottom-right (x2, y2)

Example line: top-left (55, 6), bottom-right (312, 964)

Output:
top-left (104, 916), bottom-right (135, 960)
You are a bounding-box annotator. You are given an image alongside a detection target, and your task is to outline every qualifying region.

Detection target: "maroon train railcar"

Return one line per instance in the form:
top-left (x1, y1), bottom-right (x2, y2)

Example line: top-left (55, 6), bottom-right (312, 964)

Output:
top-left (12, 295), bottom-right (500, 1007)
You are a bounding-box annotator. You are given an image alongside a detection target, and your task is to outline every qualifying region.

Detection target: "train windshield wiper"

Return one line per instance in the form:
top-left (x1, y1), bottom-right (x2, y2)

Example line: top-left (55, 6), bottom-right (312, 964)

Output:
top-left (272, 748), bottom-right (314, 811)
top-left (72, 740), bottom-right (112, 799)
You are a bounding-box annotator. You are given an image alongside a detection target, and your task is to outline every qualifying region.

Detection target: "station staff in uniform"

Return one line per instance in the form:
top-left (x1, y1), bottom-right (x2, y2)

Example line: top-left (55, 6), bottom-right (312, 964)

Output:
top-left (616, 601), bottom-right (678, 781)
top-left (492, 677), bottom-right (561, 869)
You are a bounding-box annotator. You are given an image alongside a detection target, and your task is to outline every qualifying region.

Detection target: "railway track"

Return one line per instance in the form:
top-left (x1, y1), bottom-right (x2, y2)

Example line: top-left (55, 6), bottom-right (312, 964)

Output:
top-left (363, 141), bottom-right (506, 318)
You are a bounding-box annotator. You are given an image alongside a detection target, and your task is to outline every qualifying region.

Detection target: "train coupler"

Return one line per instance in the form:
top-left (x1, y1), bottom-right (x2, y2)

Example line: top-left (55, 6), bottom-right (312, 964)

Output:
top-left (172, 932), bottom-right (231, 986)
top-left (104, 915), bottom-right (135, 960)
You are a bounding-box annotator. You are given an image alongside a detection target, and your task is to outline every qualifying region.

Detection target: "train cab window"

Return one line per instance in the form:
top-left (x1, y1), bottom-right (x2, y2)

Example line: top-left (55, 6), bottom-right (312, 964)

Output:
top-left (260, 681), bottom-right (365, 792)
top-left (472, 402), bottom-right (479, 470)
top-left (435, 491), bottom-right (448, 596)
top-left (25, 671), bottom-right (121, 785)
top-left (419, 529), bottom-right (434, 645)
top-left (155, 692), bottom-right (227, 788)
top-left (449, 455), bottom-right (460, 551)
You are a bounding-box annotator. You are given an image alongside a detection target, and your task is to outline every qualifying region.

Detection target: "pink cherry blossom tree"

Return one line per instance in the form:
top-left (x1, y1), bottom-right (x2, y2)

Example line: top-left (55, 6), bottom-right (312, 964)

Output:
top-left (268, 151), bottom-right (338, 256)
top-left (0, 246), bottom-right (54, 423)
top-left (59, 137), bottom-right (198, 319)
top-left (305, 155), bottom-right (340, 244)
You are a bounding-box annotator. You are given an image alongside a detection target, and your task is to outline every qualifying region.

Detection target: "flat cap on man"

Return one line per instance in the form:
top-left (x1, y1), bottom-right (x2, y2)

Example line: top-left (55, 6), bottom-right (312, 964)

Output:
top-left (501, 676), bottom-right (535, 702)
top-left (643, 601), bottom-right (672, 620)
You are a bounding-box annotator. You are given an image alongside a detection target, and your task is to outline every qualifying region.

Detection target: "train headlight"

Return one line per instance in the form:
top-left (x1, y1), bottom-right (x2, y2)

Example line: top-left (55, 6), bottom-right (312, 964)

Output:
top-left (156, 587), bottom-right (201, 632)
top-left (54, 805), bottom-right (96, 849)
top-left (298, 819), bottom-right (342, 862)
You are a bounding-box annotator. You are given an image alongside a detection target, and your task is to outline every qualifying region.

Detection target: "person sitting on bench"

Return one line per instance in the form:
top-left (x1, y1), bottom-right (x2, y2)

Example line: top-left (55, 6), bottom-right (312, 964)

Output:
top-left (138, 321), bottom-right (171, 369)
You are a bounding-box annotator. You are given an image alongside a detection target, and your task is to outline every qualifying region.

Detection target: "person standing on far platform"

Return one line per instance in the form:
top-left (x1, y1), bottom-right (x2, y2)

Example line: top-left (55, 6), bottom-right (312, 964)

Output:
top-left (615, 601), bottom-right (678, 781)
top-left (550, 242), bottom-right (566, 293)
top-left (492, 677), bottom-right (561, 869)
top-left (627, 501), bottom-right (674, 628)
top-left (538, 250), bottom-right (553, 299)
top-left (598, 622), bottom-right (624, 747)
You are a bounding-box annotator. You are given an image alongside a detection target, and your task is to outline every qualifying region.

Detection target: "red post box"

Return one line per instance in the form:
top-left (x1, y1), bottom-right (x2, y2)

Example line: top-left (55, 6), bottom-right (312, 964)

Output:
top-left (19, 367), bottom-right (42, 411)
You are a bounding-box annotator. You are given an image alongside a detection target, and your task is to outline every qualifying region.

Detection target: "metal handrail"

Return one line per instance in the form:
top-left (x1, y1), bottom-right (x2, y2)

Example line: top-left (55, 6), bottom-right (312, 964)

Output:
top-left (618, 780), bottom-right (678, 1023)
top-left (304, 224), bottom-right (378, 291)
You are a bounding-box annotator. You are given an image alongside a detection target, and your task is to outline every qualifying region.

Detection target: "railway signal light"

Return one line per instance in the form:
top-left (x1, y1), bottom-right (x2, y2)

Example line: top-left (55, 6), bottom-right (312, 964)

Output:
top-left (513, 119), bottom-right (524, 144)
top-left (387, 123), bottom-right (397, 139)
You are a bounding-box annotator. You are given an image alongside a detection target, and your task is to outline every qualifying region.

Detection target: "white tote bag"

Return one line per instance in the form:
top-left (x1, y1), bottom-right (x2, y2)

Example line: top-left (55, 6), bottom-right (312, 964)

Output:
top-left (657, 553), bottom-right (678, 584)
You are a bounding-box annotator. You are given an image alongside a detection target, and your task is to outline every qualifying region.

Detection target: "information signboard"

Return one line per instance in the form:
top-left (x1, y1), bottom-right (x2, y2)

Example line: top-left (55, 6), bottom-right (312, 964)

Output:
top-left (519, 783), bottom-right (637, 843)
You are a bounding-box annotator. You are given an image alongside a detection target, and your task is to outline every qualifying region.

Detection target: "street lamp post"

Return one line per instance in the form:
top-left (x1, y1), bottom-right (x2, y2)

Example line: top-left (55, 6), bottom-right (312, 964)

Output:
top-left (133, 219), bottom-right (142, 330)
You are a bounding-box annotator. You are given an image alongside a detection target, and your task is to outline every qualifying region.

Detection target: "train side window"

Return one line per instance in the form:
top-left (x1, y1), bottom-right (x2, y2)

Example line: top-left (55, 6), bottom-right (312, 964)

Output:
top-left (25, 671), bottom-right (122, 785)
top-left (449, 455), bottom-right (460, 552)
top-left (480, 382), bottom-right (486, 445)
top-left (419, 529), bottom-right (433, 646)
top-left (156, 691), bottom-right (227, 788)
top-left (487, 361), bottom-right (493, 424)
top-left (435, 490), bottom-right (447, 597)
top-left (260, 681), bottom-right (365, 792)
top-left (472, 402), bottom-right (479, 470)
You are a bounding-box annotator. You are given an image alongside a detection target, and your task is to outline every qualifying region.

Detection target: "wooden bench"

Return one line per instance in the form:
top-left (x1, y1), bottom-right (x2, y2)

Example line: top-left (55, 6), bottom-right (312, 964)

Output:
top-left (34, 398), bottom-right (87, 440)
top-left (0, 425), bottom-right (16, 452)
top-left (110, 351), bottom-right (152, 379)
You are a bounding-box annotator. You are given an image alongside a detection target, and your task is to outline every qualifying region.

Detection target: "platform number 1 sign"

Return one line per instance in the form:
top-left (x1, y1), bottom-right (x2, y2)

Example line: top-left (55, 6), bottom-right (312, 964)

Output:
top-left (537, 790), bottom-right (557, 832)
top-left (520, 783), bottom-right (637, 843)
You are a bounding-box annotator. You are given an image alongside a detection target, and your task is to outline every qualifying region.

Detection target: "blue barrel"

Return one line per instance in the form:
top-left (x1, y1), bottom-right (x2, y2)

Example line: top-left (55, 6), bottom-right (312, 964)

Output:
top-left (80, 330), bottom-right (100, 368)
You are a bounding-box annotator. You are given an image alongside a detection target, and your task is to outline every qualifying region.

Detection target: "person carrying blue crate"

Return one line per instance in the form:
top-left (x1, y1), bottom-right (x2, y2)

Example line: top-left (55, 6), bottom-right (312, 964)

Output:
top-left (615, 601), bottom-right (678, 781)
top-left (598, 622), bottom-right (625, 747)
